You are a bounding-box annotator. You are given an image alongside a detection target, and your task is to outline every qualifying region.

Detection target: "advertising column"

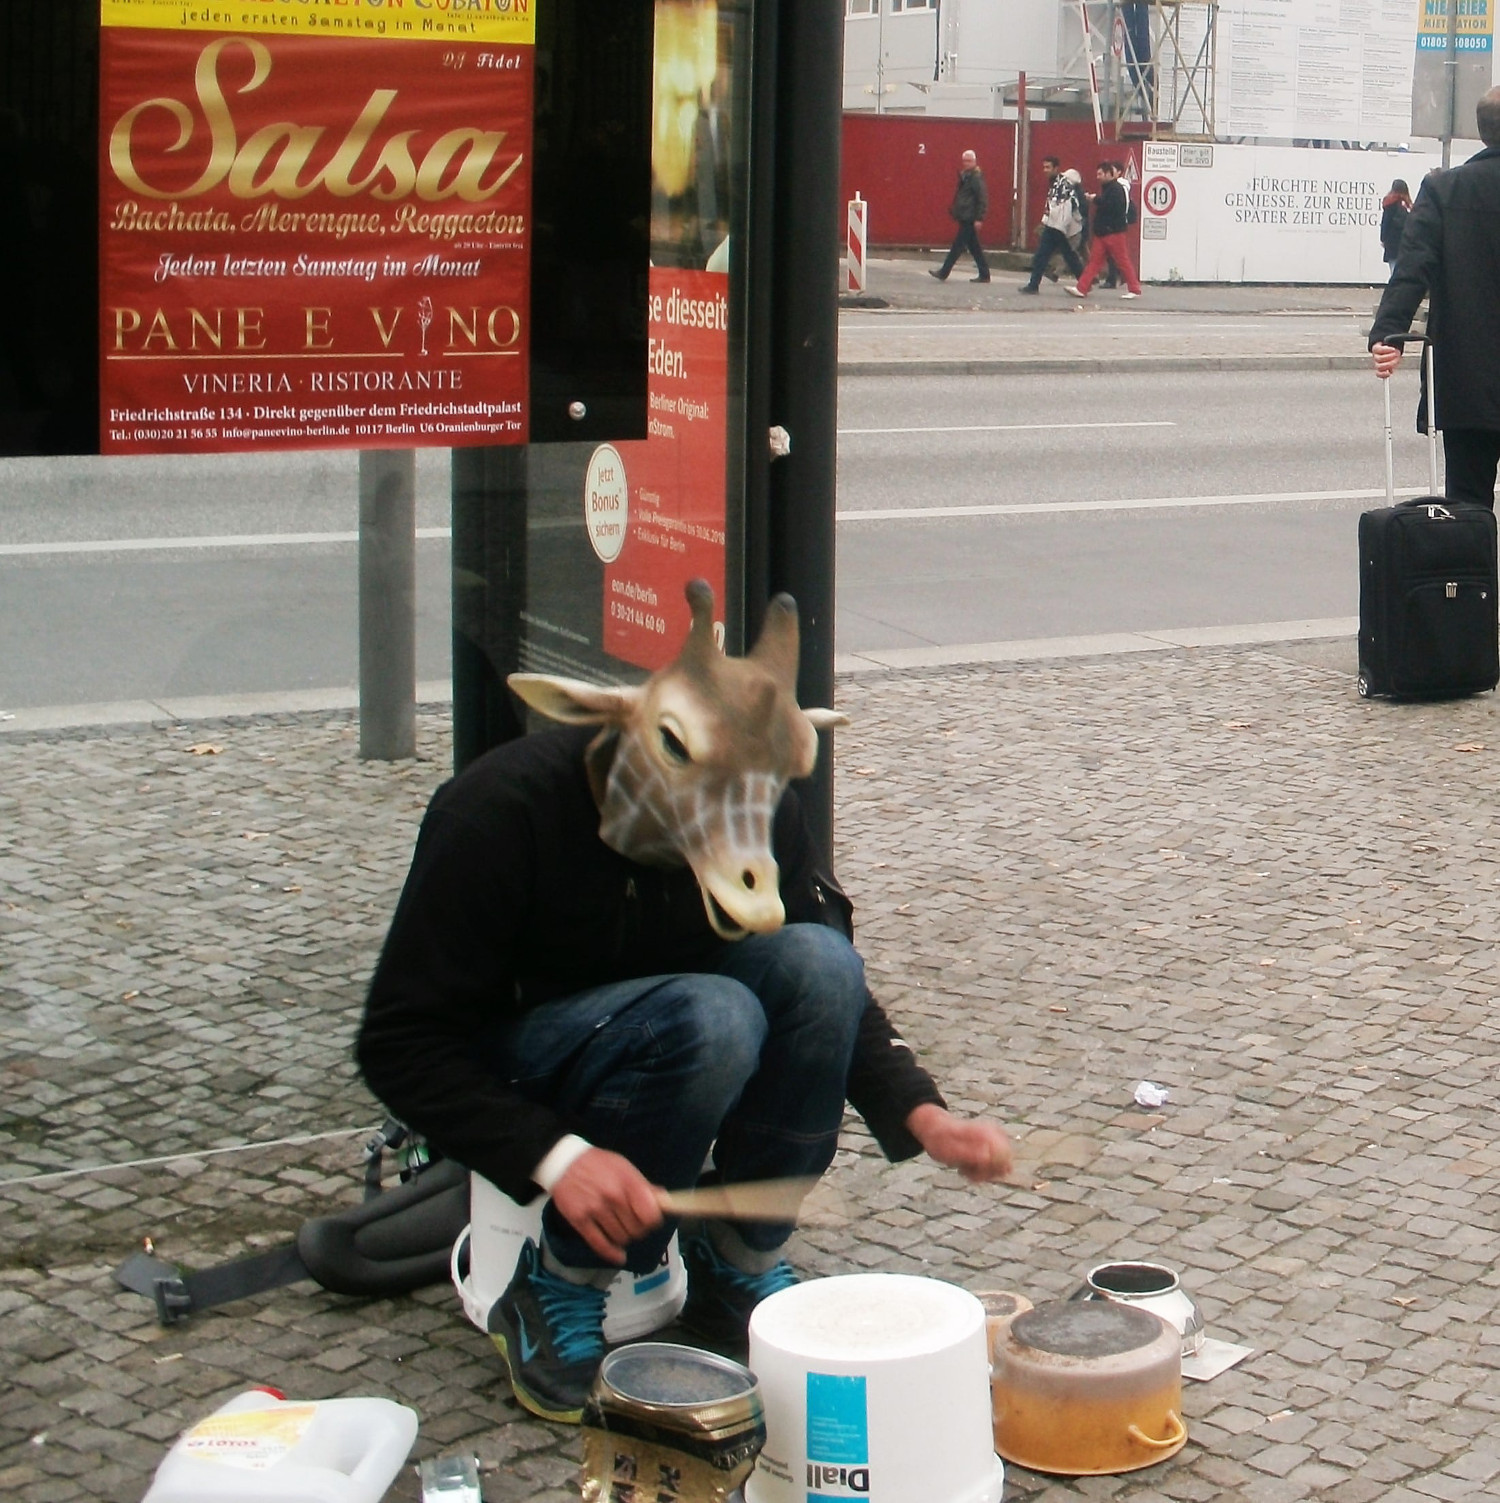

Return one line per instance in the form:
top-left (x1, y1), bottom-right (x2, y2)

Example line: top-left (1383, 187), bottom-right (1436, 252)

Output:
top-left (98, 0), bottom-right (535, 455)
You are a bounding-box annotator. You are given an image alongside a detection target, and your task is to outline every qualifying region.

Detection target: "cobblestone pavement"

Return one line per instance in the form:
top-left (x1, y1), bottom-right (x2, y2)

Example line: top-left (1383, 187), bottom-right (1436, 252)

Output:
top-left (5, 643), bottom-right (1500, 1502)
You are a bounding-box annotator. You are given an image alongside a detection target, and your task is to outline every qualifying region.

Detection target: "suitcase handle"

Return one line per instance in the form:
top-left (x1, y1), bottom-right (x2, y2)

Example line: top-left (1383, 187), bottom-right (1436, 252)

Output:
top-left (1383, 335), bottom-right (1440, 506)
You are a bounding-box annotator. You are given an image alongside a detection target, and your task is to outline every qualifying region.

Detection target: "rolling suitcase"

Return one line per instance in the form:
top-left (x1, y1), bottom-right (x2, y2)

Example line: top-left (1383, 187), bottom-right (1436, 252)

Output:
top-left (1357, 339), bottom-right (1498, 699)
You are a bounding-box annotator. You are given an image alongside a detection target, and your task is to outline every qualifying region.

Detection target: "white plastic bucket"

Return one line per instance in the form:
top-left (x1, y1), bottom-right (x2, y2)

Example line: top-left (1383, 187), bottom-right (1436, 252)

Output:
top-left (140, 1389), bottom-right (418, 1503)
top-left (745, 1274), bottom-right (1004, 1503)
top-left (452, 1172), bottom-right (686, 1345)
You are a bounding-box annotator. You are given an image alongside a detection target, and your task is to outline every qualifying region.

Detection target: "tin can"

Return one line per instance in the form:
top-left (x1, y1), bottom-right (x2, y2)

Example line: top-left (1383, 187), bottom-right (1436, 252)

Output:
top-left (581, 1342), bottom-right (766, 1503)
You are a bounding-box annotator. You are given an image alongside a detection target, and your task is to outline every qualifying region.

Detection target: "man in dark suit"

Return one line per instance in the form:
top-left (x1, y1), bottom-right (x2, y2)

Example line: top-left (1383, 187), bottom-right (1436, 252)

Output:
top-left (930, 149), bottom-right (990, 283)
top-left (1371, 88), bottom-right (1500, 508)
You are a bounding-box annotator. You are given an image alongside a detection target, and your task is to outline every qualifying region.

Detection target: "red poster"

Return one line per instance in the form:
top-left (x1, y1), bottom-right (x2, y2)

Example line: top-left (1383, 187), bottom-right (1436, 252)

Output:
top-left (98, 2), bottom-right (534, 455)
top-left (596, 267), bottom-right (729, 669)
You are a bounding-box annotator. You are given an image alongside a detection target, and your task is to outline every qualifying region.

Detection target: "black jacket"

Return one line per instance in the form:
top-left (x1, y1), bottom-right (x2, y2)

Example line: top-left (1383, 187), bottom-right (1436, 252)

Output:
top-left (1379, 198), bottom-right (1409, 262)
top-left (1091, 178), bottom-right (1129, 238)
top-left (1370, 147), bottom-right (1500, 433)
top-left (950, 167), bottom-right (988, 224)
top-left (357, 726), bottom-right (945, 1202)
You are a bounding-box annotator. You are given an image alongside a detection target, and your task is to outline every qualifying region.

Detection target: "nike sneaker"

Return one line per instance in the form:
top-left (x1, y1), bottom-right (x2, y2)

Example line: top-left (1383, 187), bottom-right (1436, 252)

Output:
top-left (679, 1230), bottom-right (797, 1347)
top-left (488, 1238), bottom-right (606, 1423)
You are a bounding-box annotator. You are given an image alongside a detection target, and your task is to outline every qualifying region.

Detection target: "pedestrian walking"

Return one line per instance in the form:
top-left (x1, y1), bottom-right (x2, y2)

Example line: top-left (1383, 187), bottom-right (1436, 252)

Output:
top-left (1370, 89), bottom-right (1500, 509)
top-left (1379, 178), bottom-right (1412, 276)
top-left (930, 148), bottom-right (990, 283)
top-left (1020, 160), bottom-right (1085, 293)
top-left (1068, 161), bottom-right (1142, 299)
top-left (1100, 159), bottom-right (1137, 288)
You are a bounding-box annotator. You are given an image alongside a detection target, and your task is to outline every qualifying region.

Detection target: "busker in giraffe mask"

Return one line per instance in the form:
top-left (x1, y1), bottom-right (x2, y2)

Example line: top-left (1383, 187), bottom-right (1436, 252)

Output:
top-left (358, 581), bottom-right (1013, 1423)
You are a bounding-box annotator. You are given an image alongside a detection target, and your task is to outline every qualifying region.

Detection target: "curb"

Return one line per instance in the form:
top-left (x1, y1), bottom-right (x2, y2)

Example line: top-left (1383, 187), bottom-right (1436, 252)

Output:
top-left (838, 353), bottom-right (1372, 378)
top-left (0, 682), bottom-right (454, 736)
top-left (1, 625), bottom-right (1360, 734)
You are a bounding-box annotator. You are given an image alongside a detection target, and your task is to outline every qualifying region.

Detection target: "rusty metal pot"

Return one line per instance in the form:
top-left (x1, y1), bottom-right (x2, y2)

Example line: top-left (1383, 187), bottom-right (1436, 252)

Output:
top-left (990, 1300), bottom-right (1186, 1476)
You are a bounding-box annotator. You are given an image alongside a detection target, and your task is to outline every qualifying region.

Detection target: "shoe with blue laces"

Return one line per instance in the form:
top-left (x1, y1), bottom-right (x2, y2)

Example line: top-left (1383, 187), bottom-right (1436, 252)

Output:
top-left (488, 1238), bottom-right (606, 1423)
top-left (679, 1229), bottom-right (798, 1347)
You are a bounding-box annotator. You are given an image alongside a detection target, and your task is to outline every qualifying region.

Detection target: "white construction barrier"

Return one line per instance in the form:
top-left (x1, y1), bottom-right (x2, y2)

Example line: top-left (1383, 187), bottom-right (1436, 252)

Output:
top-left (846, 193), bottom-right (868, 293)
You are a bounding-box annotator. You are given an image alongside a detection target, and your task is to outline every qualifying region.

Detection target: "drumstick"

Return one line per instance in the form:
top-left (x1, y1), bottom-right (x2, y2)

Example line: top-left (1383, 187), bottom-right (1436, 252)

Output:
top-left (656, 1171), bottom-right (1037, 1221)
top-left (656, 1177), bottom-right (819, 1222)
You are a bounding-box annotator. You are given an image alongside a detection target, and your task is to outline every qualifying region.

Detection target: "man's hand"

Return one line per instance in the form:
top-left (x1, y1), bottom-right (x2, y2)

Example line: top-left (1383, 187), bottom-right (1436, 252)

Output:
top-left (550, 1147), bottom-right (665, 1265)
top-left (1372, 342), bottom-right (1404, 379)
top-left (906, 1102), bottom-right (1013, 1184)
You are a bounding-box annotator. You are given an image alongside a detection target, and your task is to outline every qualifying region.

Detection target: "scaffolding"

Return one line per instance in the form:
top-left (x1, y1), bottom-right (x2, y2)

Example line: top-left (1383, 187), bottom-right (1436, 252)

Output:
top-left (1092, 1), bottom-right (1219, 141)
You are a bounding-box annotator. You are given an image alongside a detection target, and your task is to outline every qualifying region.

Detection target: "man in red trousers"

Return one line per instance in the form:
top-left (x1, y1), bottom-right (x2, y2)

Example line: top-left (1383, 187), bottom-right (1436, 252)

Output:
top-left (1069, 162), bottom-right (1142, 300)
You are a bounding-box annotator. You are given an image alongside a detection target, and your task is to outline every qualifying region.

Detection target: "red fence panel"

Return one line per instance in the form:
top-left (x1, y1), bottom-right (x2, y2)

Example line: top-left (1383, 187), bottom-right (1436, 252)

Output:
top-left (840, 114), bottom-right (1016, 250)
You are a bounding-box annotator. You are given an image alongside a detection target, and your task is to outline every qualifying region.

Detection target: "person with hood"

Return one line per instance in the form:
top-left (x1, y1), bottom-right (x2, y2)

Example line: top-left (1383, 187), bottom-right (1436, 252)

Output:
top-left (1068, 161), bottom-right (1142, 299)
top-left (1020, 162), bottom-right (1085, 294)
top-left (1379, 178), bottom-right (1412, 274)
top-left (1371, 89), bottom-right (1500, 509)
top-left (930, 148), bottom-right (990, 283)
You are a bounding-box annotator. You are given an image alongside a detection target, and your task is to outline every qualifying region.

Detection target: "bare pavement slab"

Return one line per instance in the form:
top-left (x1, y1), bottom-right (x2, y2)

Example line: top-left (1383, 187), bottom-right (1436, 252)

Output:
top-left (840, 256), bottom-right (1392, 377)
top-left (5, 636), bottom-right (1500, 1502)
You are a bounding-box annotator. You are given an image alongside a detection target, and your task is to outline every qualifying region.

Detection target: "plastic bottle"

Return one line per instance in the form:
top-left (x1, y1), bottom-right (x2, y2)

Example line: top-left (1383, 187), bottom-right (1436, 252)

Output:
top-left (141, 1388), bottom-right (419, 1503)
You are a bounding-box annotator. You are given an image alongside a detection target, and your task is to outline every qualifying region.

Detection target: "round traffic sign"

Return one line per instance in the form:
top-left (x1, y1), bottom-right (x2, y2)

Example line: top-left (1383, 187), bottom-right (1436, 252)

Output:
top-left (1142, 175), bottom-right (1177, 216)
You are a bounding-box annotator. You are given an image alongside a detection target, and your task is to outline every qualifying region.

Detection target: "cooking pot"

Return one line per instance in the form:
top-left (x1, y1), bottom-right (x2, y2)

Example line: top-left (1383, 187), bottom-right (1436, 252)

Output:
top-left (1075, 1260), bottom-right (1205, 1358)
top-left (991, 1300), bottom-right (1186, 1476)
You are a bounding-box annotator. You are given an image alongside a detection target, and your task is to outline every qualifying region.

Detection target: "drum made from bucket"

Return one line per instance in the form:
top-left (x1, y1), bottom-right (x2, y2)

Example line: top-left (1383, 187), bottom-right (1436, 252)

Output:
top-left (453, 1173), bottom-right (686, 1344)
top-left (745, 1274), bottom-right (1004, 1503)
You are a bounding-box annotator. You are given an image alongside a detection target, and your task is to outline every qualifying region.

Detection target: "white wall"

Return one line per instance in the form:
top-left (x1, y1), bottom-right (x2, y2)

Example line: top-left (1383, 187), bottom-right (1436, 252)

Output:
top-left (944, 0), bottom-right (1060, 84)
top-left (844, 0), bottom-right (1060, 112)
top-left (844, 8), bottom-right (939, 113)
top-left (1134, 141), bottom-right (1474, 284)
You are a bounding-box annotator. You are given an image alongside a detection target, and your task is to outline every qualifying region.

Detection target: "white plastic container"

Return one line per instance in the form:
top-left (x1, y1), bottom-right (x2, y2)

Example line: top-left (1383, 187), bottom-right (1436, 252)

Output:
top-left (452, 1172), bottom-right (686, 1344)
top-left (745, 1274), bottom-right (1004, 1503)
top-left (141, 1389), bottom-right (418, 1503)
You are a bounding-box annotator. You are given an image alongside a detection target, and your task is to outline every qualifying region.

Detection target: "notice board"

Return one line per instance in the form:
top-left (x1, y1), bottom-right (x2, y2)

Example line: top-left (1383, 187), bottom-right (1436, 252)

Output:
top-left (98, 0), bottom-right (536, 455)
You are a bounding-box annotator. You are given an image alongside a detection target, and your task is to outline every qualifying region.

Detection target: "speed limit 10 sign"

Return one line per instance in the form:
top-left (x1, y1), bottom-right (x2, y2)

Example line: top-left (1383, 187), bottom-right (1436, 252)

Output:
top-left (1142, 175), bottom-right (1177, 216)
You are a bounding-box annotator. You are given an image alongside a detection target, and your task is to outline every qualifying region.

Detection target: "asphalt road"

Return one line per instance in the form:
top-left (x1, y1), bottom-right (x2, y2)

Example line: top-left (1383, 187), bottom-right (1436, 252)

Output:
top-left (0, 362), bottom-right (1438, 712)
top-left (835, 365), bottom-right (1430, 653)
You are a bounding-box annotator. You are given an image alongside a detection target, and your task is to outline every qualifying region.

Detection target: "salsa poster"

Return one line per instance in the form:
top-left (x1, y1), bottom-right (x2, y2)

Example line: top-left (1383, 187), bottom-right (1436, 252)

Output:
top-left (99, 0), bottom-right (535, 454)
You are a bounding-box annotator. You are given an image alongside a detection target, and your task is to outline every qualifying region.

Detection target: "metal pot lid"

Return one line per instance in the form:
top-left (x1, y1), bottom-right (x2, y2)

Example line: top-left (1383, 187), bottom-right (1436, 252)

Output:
top-left (600, 1342), bottom-right (756, 1406)
top-left (1010, 1300), bottom-right (1167, 1359)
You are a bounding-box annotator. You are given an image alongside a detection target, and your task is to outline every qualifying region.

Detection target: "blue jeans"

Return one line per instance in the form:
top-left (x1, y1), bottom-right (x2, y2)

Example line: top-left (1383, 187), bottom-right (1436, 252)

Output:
top-left (493, 924), bottom-right (867, 1273)
top-left (1024, 226), bottom-right (1083, 289)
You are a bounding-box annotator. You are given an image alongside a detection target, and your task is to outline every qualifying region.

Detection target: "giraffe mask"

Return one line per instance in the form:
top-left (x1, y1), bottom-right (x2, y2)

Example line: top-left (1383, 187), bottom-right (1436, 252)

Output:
top-left (508, 580), bottom-right (847, 940)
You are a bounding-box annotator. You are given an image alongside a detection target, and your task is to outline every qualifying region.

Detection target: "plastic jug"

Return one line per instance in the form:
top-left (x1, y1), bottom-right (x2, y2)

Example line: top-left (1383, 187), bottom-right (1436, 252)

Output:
top-left (141, 1388), bottom-right (419, 1503)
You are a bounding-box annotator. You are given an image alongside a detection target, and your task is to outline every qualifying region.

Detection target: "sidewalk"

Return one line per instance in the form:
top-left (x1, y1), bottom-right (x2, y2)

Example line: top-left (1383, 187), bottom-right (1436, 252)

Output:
top-left (840, 255), bottom-right (1390, 377)
top-left (6, 637), bottom-right (1500, 1502)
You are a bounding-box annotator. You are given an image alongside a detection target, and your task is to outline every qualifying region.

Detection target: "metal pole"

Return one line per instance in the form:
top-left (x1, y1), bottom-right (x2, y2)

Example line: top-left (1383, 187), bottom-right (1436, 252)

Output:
top-left (875, 0), bottom-right (886, 114)
top-left (1443, 0), bottom-right (1459, 168)
top-left (766, 0), bottom-right (842, 859)
top-left (1106, 0), bottom-right (1118, 128)
top-left (358, 450), bottom-right (417, 760)
top-left (1014, 71), bottom-right (1029, 251)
